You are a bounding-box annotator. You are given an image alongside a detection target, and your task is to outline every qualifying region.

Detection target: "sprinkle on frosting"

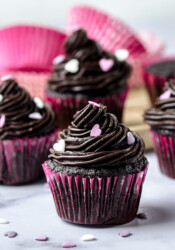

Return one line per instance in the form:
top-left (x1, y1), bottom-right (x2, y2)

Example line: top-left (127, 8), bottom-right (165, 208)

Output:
top-left (0, 94), bottom-right (3, 102)
top-left (0, 114), bottom-right (5, 128)
top-left (127, 132), bottom-right (135, 145)
top-left (53, 139), bottom-right (65, 153)
top-left (53, 55), bottom-right (65, 65)
top-left (115, 49), bottom-right (129, 62)
top-left (28, 112), bottom-right (42, 120)
top-left (1, 75), bottom-right (12, 82)
top-left (88, 101), bottom-right (100, 107)
top-left (90, 124), bottom-right (102, 137)
top-left (159, 89), bottom-right (171, 100)
top-left (48, 29), bottom-right (131, 96)
top-left (33, 97), bottom-right (44, 109)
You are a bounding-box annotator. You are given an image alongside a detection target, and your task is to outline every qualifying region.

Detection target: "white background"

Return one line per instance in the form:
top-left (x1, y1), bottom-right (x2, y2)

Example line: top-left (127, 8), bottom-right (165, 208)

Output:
top-left (0, 0), bottom-right (174, 53)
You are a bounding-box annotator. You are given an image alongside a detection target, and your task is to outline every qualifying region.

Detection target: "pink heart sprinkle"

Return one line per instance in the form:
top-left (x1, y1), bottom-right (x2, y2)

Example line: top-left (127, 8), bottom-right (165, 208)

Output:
top-left (88, 101), bottom-right (100, 107)
top-left (127, 132), bottom-right (135, 145)
top-left (1, 75), bottom-right (12, 81)
top-left (99, 58), bottom-right (114, 72)
top-left (118, 231), bottom-right (131, 237)
top-left (35, 235), bottom-right (48, 241)
top-left (0, 114), bottom-right (5, 128)
top-left (61, 242), bottom-right (77, 248)
top-left (159, 90), bottom-right (171, 100)
top-left (29, 112), bottom-right (42, 120)
top-left (4, 231), bottom-right (17, 238)
top-left (90, 124), bottom-right (102, 137)
top-left (53, 55), bottom-right (65, 65)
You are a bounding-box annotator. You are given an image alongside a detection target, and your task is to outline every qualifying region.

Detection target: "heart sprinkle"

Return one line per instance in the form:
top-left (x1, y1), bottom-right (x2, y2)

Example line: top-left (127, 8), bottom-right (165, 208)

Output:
top-left (0, 114), bottom-right (5, 128)
top-left (28, 112), bottom-right (42, 120)
top-left (127, 132), bottom-right (135, 145)
top-left (33, 97), bottom-right (44, 109)
top-left (90, 124), bottom-right (102, 137)
top-left (160, 90), bottom-right (171, 100)
top-left (35, 235), bottom-right (48, 241)
top-left (99, 58), bottom-right (114, 72)
top-left (64, 59), bottom-right (79, 73)
top-left (1, 75), bottom-right (12, 82)
top-left (53, 55), bottom-right (65, 65)
top-left (0, 94), bottom-right (3, 102)
top-left (0, 218), bottom-right (9, 224)
top-left (53, 139), bottom-right (65, 153)
top-left (118, 231), bottom-right (132, 237)
top-left (115, 49), bottom-right (129, 61)
top-left (61, 242), bottom-right (77, 248)
top-left (4, 231), bottom-right (17, 238)
top-left (137, 212), bottom-right (147, 219)
top-left (88, 101), bottom-right (100, 107)
top-left (81, 234), bottom-right (96, 241)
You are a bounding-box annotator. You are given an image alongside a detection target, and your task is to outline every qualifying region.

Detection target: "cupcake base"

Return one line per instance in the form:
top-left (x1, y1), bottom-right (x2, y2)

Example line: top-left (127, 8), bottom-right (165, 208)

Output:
top-left (150, 129), bottom-right (175, 179)
top-left (0, 130), bottom-right (58, 185)
top-left (43, 161), bottom-right (148, 225)
top-left (44, 88), bottom-right (128, 129)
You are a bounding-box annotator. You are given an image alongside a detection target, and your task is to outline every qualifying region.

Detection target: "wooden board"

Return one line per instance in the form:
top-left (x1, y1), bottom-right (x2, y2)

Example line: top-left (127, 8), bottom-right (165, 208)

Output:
top-left (123, 86), bottom-right (153, 150)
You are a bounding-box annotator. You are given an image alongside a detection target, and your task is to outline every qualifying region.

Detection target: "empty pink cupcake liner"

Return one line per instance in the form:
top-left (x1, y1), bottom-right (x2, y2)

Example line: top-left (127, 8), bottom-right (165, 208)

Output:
top-left (0, 129), bottom-right (59, 185)
top-left (0, 71), bottom-right (50, 99)
top-left (150, 129), bottom-right (175, 179)
top-left (0, 25), bottom-right (66, 72)
top-left (43, 161), bottom-right (148, 225)
top-left (44, 88), bottom-right (129, 129)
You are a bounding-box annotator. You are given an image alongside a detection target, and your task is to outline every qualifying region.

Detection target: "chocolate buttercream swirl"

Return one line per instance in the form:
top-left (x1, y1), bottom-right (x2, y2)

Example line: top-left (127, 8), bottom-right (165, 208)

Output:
top-left (49, 103), bottom-right (145, 168)
top-left (0, 79), bottom-right (56, 139)
top-left (144, 79), bottom-right (175, 132)
top-left (48, 29), bottom-right (131, 96)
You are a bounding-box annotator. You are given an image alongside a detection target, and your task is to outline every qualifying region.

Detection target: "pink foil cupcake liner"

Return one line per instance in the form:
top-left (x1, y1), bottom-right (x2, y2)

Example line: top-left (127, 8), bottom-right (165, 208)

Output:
top-left (142, 56), bottom-right (175, 104)
top-left (44, 88), bottom-right (129, 129)
top-left (43, 161), bottom-right (148, 225)
top-left (67, 6), bottom-right (164, 87)
top-left (0, 129), bottom-right (59, 185)
top-left (0, 71), bottom-right (50, 99)
top-left (150, 129), bottom-right (175, 179)
top-left (0, 25), bottom-right (66, 72)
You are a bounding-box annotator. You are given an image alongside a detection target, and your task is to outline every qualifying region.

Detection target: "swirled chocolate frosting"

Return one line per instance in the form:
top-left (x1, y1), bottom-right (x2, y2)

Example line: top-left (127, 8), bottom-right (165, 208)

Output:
top-left (49, 102), bottom-right (147, 174)
top-left (144, 79), bottom-right (175, 135)
top-left (0, 78), bottom-right (56, 139)
top-left (47, 29), bottom-right (131, 96)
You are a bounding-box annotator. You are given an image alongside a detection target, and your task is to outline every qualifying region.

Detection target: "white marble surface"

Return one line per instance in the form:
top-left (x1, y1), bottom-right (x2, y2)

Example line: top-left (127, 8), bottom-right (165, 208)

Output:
top-left (1, 152), bottom-right (175, 250)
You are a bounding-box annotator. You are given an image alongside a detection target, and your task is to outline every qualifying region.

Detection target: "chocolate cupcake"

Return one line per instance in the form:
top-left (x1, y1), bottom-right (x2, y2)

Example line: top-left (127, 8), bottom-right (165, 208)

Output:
top-left (43, 101), bottom-right (148, 225)
top-left (143, 58), bottom-right (175, 104)
top-left (144, 79), bottom-right (175, 178)
top-left (0, 76), bottom-right (58, 184)
top-left (45, 29), bottom-right (131, 129)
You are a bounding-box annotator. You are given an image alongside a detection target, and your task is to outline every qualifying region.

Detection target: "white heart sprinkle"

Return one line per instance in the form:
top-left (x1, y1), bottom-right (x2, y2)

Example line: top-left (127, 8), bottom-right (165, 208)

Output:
top-left (1, 75), bottom-right (12, 81)
top-left (81, 234), bottom-right (96, 241)
top-left (53, 139), bottom-right (65, 153)
top-left (64, 59), bottom-right (79, 73)
top-left (115, 49), bottom-right (129, 61)
top-left (53, 55), bottom-right (65, 65)
top-left (0, 94), bottom-right (3, 102)
top-left (28, 112), bottom-right (42, 120)
top-left (33, 97), bottom-right (44, 109)
top-left (0, 218), bottom-right (9, 224)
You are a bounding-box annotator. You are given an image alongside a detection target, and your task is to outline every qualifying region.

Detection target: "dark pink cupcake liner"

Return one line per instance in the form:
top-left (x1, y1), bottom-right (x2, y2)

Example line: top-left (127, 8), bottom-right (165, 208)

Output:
top-left (150, 129), bottom-right (175, 179)
top-left (44, 88), bottom-right (128, 129)
top-left (43, 161), bottom-right (148, 225)
top-left (0, 129), bottom-right (59, 185)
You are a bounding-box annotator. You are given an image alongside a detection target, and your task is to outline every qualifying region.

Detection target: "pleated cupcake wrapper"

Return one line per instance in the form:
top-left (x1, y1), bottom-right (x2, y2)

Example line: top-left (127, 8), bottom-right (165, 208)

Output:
top-left (67, 6), bottom-right (164, 87)
top-left (0, 25), bottom-right (66, 72)
top-left (44, 87), bottom-right (128, 129)
top-left (150, 129), bottom-right (175, 179)
top-left (43, 161), bottom-right (148, 225)
top-left (0, 71), bottom-right (50, 99)
top-left (0, 129), bottom-right (59, 185)
top-left (142, 56), bottom-right (175, 104)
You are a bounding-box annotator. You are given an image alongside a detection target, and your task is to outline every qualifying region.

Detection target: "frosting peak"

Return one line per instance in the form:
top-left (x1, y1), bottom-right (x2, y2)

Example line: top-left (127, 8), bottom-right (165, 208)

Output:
top-left (48, 29), bottom-right (131, 96)
top-left (0, 78), bottom-right (56, 139)
top-left (49, 102), bottom-right (145, 168)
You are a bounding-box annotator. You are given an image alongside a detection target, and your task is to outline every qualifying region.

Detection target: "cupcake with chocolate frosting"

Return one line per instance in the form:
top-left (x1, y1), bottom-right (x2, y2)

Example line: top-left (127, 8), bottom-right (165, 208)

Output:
top-left (43, 102), bottom-right (148, 225)
top-left (0, 76), bottom-right (58, 184)
top-left (45, 29), bottom-right (131, 129)
top-left (144, 79), bottom-right (175, 178)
